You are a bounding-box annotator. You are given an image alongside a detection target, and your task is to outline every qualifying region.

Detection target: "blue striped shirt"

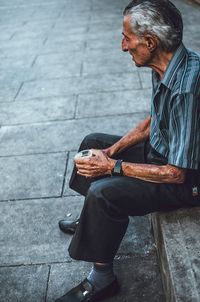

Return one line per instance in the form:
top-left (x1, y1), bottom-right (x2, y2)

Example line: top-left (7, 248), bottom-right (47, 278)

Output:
top-left (150, 43), bottom-right (200, 169)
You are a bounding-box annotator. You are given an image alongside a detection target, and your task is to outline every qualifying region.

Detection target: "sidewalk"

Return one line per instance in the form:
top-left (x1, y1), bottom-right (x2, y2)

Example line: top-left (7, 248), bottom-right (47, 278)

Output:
top-left (0, 0), bottom-right (199, 301)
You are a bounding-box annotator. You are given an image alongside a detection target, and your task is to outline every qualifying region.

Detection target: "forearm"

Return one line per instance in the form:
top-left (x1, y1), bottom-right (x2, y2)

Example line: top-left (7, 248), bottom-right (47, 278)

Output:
top-left (108, 160), bottom-right (186, 184)
top-left (76, 149), bottom-right (186, 184)
top-left (108, 115), bottom-right (151, 156)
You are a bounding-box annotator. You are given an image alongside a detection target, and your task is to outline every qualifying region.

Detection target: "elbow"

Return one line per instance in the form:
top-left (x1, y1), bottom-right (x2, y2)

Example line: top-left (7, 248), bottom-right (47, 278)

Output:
top-left (167, 166), bottom-right (186, 184)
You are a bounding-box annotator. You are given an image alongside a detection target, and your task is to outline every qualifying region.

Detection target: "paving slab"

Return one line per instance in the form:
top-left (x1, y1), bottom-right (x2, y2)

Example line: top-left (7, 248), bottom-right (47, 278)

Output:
top-left (0, 6), bottom-right (35, 19)
top-left (26, 49), bottom-right (139, 80)
top-left (54, 6), bottom-right (91, 16)
top-left (0, 79), bottom-right (22, 103)
top-left (0, 12), bottom-right (35, 27)
top-left (29, 61), bottom-right (82, 80)
top-left (29, 52), bottom-right (84, 79)
top-left (0, 55), bottom-right (34, 70)
top-left (82, 49), bottom-right (137, 75)
top-left (0, 114), bottom-right (148, 156)
top-left (0, 95), bottom-right (76, 126)
top-left (0, 196), bottom-right (152, 266)
top-left (57, 15), bottom-right (90, 27)
top-left (35, 52), bottom-right (88, 67)
top-left (0, 18), bottom-right (23, 28)
top-left (19, 6), bottom-right (64, 23)
top-left (0, 0), bottom-right (66, 7)
top-left (90, 10), bottom-right (123, 21)
top-left (118, 215), bottom-right (154, 255)
top-left (0, 265), bottom-right (49, 302)
top-left (59, 9), bottom-right (91, 19)
top-left (17, 72), bottom-right (141, 101)
top-left (42, 40), bottom-right (86, 55)
top-left (76, 89), bottom-right (151, 118)
top-left (8, 36), bottom-right (47, 50)
top-left (86, 37), bottom-right (122, 51)
top-left (17, 20), bottom-right (55, 33)
top-left (52, 23), bottom-right (88, 35)
top-left (0, 30), bottom-right (14, 41)
top-left (92, 0), bottom-right (127, 9)
top-left (46, 31), bottom-right (121, 44)
top-left (87, 21), bottom-right (122, 34)
top-left (0, 40), bottom-right (46, 58)
top-left (0, 152), bottom-right (66, 201)
top-left (0, 196), bottom-right (82, 265)
top-left (53, 18), bottom-right (90, 29)
top-left (47, 255), bottom-right (164, 302)
top-left (0, 22), bottom-right (23, 29)
top-left (11, 30), bottom-right (48, 42)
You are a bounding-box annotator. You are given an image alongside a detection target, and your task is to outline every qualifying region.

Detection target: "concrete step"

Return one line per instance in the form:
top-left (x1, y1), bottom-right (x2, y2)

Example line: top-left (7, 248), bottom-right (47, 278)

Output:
top-left (152, 207), bottom-right (200, 302)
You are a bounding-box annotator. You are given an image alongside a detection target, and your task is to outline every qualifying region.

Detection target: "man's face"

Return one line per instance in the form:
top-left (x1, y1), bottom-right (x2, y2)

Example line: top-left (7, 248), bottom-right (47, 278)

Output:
top-left (122, 15), bottom-right (153, 67)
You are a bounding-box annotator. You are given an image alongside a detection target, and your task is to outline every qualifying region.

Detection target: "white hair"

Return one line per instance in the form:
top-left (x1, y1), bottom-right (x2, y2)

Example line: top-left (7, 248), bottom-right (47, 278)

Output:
top-left (124, 1), bottom-right (183, 51)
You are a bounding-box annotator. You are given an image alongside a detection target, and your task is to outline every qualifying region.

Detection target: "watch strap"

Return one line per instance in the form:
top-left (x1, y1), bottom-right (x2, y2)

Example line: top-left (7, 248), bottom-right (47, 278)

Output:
top-left (111, 159), bottom-right (124, 176)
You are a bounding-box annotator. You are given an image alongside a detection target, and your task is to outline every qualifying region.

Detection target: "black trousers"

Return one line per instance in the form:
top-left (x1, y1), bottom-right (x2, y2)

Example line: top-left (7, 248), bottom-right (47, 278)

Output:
top-left (68, 133), bottom-right (199, 263)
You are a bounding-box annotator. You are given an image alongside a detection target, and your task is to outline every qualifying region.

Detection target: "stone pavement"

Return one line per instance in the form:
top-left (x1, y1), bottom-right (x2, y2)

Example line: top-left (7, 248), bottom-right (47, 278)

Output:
top-left (0, 0), bottom-right (199, 301)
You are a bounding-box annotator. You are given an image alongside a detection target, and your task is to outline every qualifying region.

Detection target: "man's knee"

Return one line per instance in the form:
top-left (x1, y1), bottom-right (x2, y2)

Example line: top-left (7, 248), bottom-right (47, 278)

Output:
top-left (85, 180), bottom-right (103, 205)
top-left (80, 133), bottom-right (103, 150)
top-left (87, 179), bottom-right (127, 218)
top-left (87, 179), bottom-right (117, 208)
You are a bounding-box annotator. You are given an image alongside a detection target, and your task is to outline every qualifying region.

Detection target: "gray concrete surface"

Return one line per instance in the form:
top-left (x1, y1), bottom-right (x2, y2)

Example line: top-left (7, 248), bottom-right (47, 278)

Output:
top-left (0, 0), bottom-right (199, 301)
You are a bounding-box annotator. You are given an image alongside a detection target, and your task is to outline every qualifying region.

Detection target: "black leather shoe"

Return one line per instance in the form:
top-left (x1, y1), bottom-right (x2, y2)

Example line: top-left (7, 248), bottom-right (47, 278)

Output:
top-left (55, 277), bottom-right (120, 302)
top-left (58, 218), bottom-right (79, 234)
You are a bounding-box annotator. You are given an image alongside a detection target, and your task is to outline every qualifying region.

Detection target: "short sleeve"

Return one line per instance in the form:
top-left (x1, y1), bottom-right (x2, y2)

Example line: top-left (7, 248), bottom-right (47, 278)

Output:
top-left (168, 93), bottom-right (200, 169)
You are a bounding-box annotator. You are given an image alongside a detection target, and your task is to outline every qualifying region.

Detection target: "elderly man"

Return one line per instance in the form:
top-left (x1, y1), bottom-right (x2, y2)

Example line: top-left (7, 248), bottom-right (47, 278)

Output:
top-left (56, 0), bottom-right (200, 301)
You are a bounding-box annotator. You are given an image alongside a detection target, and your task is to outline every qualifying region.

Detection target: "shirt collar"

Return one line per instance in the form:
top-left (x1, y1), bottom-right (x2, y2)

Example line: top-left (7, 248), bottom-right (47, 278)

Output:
top-left (152, 43), bottom-right (187, 90)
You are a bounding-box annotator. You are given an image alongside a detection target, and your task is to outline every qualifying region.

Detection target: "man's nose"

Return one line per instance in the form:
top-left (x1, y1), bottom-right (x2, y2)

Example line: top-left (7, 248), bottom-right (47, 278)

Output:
top-left (121, 37), bottom-right (128, 52)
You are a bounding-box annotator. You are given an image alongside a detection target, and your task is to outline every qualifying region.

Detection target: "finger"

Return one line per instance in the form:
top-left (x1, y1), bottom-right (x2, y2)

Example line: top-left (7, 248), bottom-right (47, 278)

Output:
top-left (77, 171), bottom-right (93, 178)
top-left (76, 162), bottom-right (90, 168)
top-left (77, 167), bottom-right (99, 175)
top-left (75, 161), bottom-right (96, 168)
top-left (75, 158), bottom-right (92, 164)
top-left (76, 163), bottom-right (98, 170)
top-left (76, 165), bottom-right (90, 171)
top-left (78, 168), bottom-right (93, 174)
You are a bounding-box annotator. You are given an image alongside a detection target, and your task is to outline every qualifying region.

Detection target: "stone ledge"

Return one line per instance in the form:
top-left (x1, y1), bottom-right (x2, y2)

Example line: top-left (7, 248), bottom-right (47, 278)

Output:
top-left (152, 207), bottom-right (200, 302)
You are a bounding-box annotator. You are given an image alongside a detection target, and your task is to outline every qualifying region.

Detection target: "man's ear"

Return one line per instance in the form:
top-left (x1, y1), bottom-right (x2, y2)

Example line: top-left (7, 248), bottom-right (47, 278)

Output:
top-left (144, 35), bottom-right (157, 52)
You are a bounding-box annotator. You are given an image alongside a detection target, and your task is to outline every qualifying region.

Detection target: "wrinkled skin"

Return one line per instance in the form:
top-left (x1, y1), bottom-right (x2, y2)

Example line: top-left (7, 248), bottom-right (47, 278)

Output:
top-left (75, 149), bottom-right (116, 178)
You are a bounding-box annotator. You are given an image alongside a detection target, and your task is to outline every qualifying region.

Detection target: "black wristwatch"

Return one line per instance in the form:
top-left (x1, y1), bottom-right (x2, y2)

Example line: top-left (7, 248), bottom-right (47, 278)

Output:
top-left (111, 159), bottom-right (124, 176)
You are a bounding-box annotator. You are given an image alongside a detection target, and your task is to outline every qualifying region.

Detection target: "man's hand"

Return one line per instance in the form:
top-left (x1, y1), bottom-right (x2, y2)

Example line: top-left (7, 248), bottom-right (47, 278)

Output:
top-left (102, 147), bottom-right (114, 157)
top-left (75, 149), bottom-right (116, 178)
